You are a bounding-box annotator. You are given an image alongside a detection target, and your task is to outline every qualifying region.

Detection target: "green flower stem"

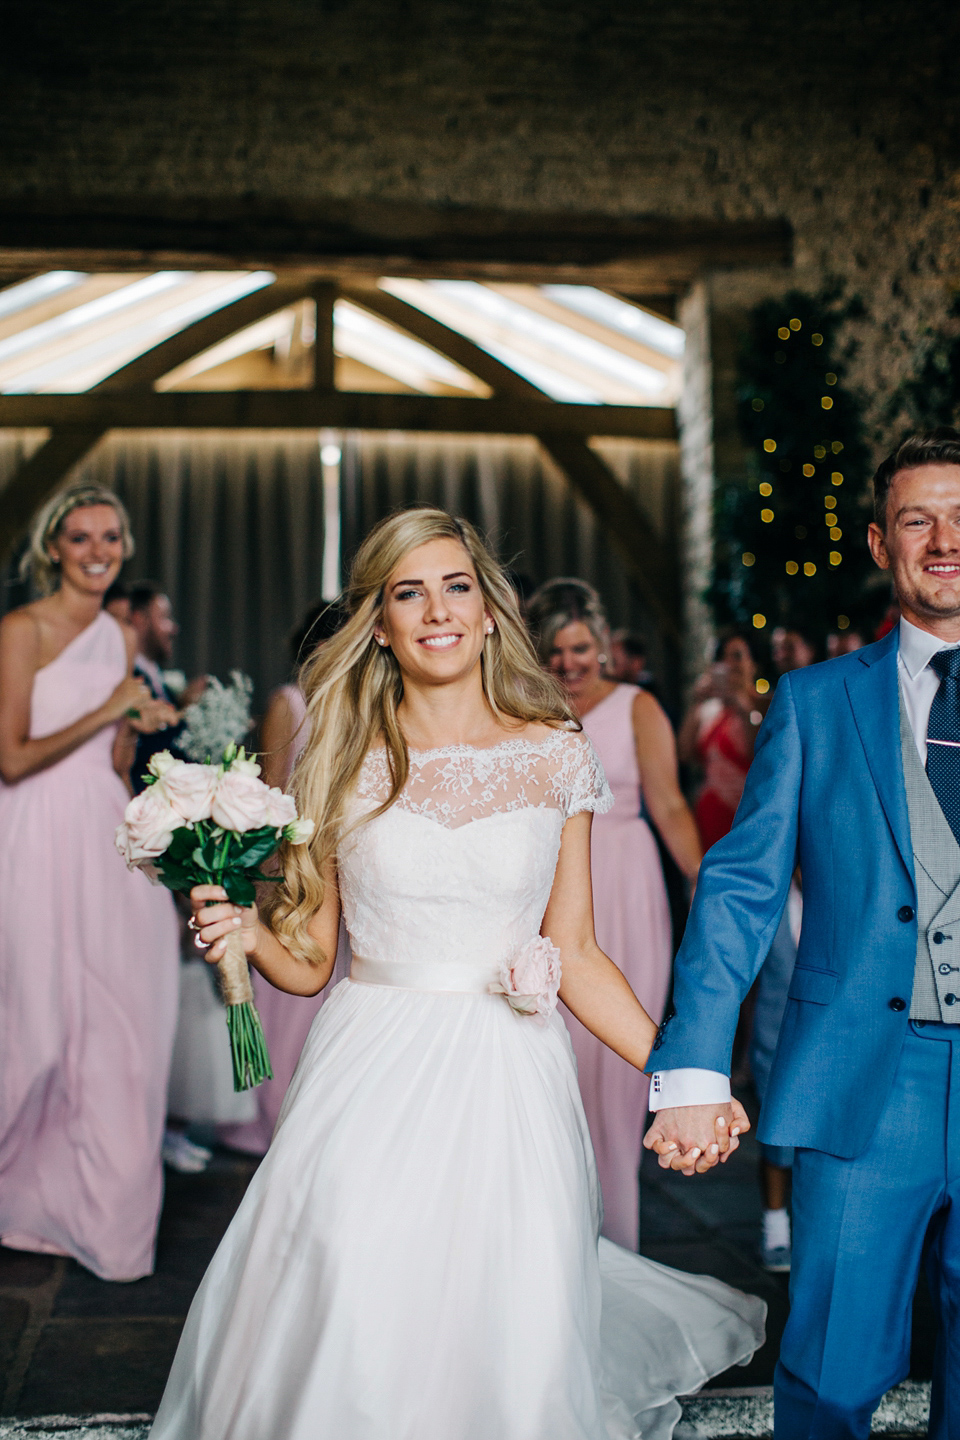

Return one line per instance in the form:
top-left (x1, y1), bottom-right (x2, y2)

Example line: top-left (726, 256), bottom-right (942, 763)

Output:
top-left (225, 1001), bottom-right (274, 1091)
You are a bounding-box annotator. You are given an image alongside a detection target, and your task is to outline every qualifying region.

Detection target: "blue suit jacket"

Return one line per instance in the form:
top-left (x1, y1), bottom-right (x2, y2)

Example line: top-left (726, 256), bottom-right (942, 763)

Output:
top-left (651, 628), bottom-right (920, 1159)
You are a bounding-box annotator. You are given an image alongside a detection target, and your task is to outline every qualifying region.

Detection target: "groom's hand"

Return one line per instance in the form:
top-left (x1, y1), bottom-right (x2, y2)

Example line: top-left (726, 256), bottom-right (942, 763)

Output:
top-left (643, 1101), bottom-right (750, 1176)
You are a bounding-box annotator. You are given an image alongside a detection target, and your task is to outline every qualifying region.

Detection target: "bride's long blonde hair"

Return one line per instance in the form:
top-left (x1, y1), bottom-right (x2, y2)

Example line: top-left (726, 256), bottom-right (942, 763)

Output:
top-left (264, 507), bottom-right (575, 965)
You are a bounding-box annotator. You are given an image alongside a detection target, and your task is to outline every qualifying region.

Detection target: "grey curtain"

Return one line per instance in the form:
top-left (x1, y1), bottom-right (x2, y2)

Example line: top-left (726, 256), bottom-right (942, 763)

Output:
top-left (2, 429), bottom-right (679, 712)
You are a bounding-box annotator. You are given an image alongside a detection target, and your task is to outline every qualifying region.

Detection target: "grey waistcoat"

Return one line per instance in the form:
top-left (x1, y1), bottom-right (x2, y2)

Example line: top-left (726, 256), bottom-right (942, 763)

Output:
top-left (900, 686), bottom-right (960, 1022)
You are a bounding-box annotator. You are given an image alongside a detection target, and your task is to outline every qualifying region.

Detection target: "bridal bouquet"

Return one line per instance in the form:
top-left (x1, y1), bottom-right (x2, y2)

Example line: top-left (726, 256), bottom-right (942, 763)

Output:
top-left (116, 743), bottom-right (314, 1090)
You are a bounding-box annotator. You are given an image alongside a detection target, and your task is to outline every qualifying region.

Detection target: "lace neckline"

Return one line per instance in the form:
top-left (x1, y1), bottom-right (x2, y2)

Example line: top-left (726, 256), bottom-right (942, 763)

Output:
top-left (405, 728), bottom-right (572, 763)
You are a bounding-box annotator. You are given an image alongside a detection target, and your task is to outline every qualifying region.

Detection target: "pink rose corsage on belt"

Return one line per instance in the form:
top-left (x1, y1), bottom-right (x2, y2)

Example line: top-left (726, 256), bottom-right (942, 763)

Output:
top-left (490, 936), bottom-right (562, 1024)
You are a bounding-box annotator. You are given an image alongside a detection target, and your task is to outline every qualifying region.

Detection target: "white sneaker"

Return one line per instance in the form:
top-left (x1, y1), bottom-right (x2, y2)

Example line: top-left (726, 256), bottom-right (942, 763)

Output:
top-left (162, 1130), bottom-right (210, 1173)
top-left (761, 1240), bottom-right (791, 1273)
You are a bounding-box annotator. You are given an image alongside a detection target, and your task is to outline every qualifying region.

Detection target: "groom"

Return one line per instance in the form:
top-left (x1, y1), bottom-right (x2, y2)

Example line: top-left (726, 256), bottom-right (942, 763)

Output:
top-left (644, 428), bottom-right (960, 1440)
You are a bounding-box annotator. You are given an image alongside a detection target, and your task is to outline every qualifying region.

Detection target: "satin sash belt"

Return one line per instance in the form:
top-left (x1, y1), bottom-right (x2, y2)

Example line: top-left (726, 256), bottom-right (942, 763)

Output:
top-left (350, 954), bottom-right (500, 995)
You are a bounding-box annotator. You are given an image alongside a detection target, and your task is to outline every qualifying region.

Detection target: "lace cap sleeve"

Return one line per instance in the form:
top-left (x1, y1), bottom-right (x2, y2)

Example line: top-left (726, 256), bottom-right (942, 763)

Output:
top-left (556, 729), bottom-right (613, 821)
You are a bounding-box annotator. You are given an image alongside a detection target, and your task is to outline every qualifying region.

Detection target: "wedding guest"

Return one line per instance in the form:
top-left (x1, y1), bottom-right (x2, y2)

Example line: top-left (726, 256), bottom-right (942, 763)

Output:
top-left (128, 581), bottom-right (208, 792)
top-left (750, 874), bottom-right (802, 1272)
top-left (218, 598), bottom-right (350, 1156)
top-left (527, 578), bottom-right (702, 1249)
top-left (104, 578), bottom-right (131, 625)
top-left (771, 624), bottom-right (818, 676)
top-left (0, 484), bottom-right (180, 1281)
top-left (827, 627), bottom-right (866, 658)
top-left (678, 630), bottom-right (769, 852)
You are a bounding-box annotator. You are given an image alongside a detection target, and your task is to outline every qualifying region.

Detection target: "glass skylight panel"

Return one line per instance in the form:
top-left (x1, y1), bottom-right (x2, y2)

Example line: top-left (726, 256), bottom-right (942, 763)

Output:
top-left (541, 286), bottom-right (685, 358)
top-left (477, 343), bottom-right (603, 403)
top-left (381, 279), bottom-right (671, 402)
top-left (334, 301), bottom-right (481, 393)
top-left (423, 282), bottom-right (667, 395)
top-left (0, 271), bottom-right (87, 323)
top-left (0, 271), bottom-right (275, 392)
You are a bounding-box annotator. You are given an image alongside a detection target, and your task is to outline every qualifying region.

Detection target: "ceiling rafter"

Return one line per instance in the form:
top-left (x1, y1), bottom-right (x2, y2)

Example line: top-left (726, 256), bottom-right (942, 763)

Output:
top-left (0, 276), bottom-right (318, 560)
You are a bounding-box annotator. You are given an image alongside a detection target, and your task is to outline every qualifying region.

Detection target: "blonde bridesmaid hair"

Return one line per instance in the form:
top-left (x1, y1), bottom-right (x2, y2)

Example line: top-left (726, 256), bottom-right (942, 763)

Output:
top-left (22, 483), bottom-right (135, 593)
top-left (263, 507), bottom-right (574, 967)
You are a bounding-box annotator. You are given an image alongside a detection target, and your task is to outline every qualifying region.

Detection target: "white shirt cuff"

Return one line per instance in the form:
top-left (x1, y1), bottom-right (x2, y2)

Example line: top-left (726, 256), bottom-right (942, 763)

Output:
top-left (649, 1068), bottom-right (732, 1111)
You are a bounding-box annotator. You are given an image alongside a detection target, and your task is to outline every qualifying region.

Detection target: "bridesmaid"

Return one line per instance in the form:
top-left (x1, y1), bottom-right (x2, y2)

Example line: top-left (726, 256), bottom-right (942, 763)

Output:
top-left (218, 599), bottom-right (350, 1156)
top-left (527, 579), bottom-right (702, 1250)
top-left (0, 483), bottom-right (181, 1281)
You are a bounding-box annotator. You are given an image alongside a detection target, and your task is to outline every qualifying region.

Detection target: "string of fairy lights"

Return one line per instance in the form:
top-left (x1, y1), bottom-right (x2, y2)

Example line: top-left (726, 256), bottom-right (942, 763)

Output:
top-left (739, 314), bottom-right (850, 634)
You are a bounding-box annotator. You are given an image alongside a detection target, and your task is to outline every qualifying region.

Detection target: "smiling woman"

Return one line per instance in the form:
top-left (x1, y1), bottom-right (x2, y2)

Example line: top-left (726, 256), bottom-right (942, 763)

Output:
top-left (147, 505), bottom-right (763, 1440)
top-left (0, 483), bottom-right (182, 1280)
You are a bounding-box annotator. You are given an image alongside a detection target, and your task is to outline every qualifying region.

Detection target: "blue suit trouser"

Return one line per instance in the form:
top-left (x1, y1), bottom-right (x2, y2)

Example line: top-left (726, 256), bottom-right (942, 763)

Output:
top-left (775, 1022), bottom-right (960, 1440)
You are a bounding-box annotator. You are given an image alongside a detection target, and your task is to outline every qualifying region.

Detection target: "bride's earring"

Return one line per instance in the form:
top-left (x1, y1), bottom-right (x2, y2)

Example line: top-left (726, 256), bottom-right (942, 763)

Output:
top-left (485, 622), bottom-right (494, 636)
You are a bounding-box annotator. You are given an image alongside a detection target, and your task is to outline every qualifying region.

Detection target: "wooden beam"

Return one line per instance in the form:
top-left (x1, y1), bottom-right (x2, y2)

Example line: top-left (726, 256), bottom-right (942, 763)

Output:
top-left (0, 202), bottom-right (792, 288)
top-left (95, 277), bottom-right (318, 392)
top-left (341, 284), bottom-right (545, 401)
top-left (0, 392), bottom-right (676, 437)
top-left (0, 278), bottom-right (320, 561)
top-left (537, 432), bottom-right (678, 640)
top-left (312, 282), bottom-right (336, 390)
top-left (0, 429), bottom-right (109, 565)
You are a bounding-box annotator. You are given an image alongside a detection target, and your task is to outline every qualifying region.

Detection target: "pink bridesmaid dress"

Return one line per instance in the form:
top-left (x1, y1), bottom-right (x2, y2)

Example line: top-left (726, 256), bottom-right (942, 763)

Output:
top-left (0, 611), bottom-right (180, 1281)
top-left (563, 683), bottom-right (673, 1251)
top-left (219, 684), bottom-right (349, 1156)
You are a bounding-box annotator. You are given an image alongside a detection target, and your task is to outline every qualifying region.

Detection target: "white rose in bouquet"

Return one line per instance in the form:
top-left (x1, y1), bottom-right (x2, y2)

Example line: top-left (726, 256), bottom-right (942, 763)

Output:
top-left (116, 785), bottom-right (182, 865)
top-left (212, 768), bottom-right (271, 832)
top-left (155, 758), bottom-right (220, 824)
top-left (285, 816), bottom-right (316, 845)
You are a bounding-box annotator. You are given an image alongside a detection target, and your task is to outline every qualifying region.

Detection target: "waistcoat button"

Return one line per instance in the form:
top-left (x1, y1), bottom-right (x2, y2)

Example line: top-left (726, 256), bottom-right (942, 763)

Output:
top-left (946, 994), bottom-right (957, 1006)
top-left (889, 997), bottom-right (907, 1011)
top-left (898, 906), bottom-right (915, 922)
top-left (934, 932), bottom-right (945, 944)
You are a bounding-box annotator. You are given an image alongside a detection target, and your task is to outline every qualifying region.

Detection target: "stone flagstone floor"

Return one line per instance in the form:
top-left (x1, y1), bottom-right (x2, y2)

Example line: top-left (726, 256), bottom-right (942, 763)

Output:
top-left (0, 1116), bottom-right (938, 1433)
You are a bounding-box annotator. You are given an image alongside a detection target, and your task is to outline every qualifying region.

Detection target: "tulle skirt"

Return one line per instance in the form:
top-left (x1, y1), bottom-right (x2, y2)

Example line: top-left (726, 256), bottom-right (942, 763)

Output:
top-left (150, 979), bottom-right (764, 1440)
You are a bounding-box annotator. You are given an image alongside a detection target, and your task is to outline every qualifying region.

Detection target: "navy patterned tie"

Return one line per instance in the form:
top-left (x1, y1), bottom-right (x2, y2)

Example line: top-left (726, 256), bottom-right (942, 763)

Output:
top-left (927, 648), bottom-right (960, 844)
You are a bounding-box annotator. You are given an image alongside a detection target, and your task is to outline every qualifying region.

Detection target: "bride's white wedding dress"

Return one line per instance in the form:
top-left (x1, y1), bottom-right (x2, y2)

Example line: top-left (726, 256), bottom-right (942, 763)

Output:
top-left (150, 730), bottom-right (764, 1440)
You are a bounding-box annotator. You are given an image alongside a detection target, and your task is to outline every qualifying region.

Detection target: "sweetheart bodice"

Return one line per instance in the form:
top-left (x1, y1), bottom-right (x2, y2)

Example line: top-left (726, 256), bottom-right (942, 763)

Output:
top-left (336, 729), bottom-right (611, 988)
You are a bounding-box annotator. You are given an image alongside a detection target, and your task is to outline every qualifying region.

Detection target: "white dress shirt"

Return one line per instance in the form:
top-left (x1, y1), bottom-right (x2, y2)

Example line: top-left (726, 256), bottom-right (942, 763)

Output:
top-left (649, 617), bottom-right (959, 1112)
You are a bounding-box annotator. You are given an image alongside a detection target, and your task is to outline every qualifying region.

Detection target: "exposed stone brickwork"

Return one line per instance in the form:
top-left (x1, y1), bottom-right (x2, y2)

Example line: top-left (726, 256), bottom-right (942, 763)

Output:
top-left (2, 2), bottom-right (957, 441)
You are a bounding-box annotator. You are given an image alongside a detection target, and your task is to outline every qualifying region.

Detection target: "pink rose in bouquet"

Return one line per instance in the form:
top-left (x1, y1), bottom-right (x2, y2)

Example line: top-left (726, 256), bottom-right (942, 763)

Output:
top-left (263, 786), bottom-right (298, 829)
top-left (154, 757), bottom-right (220, 823)
top-left (116, 784), bottom-right (182, 864)
top-left (491, 935), bottom-right (562, 1024)
top-left (212, 767), bottom-right (271, 832)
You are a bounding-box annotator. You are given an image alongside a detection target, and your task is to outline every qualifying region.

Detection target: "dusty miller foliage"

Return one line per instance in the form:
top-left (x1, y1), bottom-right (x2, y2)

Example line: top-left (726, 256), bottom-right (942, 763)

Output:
top-left (178, 671), bottom-right (254, 763)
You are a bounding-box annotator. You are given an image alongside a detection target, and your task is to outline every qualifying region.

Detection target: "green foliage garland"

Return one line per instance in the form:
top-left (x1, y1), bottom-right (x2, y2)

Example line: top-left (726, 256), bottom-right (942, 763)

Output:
top-left (709, 291), bottom-right (879, 642)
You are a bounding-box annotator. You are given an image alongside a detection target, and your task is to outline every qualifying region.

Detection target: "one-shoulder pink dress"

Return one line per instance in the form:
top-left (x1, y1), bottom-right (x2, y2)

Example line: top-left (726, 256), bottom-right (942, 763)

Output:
top-left (219, 684), bottom-right (350, 1156)
top-left (0, 611), bottom-right (179, 1280)
top-left (563, 684), bottom-right (673, 1251)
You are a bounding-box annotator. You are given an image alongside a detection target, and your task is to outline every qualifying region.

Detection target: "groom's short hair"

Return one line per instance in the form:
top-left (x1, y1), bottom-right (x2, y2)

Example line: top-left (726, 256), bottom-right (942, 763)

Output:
top-left (874, 427), bottom-right (960, 527)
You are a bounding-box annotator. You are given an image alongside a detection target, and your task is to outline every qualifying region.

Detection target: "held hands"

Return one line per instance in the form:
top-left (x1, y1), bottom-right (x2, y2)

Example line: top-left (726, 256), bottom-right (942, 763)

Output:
top-left (128, 696), bottom-right (180, 734)
top-left (642, 1100), bottom-right (751, 1176)
top-left (104, 677), bottom-right (179, 733)
top-left (189, 885), bottom-right (260, 963)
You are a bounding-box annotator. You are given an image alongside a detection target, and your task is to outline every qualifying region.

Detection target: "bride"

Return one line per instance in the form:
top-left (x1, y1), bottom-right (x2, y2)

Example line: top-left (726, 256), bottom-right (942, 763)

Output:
top-left (150, 508), bottom-right (764, 1440)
